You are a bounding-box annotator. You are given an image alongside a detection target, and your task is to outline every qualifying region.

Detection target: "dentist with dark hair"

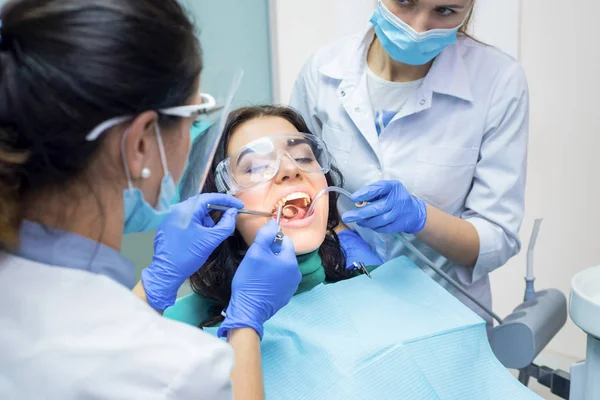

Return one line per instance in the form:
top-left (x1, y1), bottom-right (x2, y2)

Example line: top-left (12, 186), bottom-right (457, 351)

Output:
top-left (0, 0), bottom-right (300, 398)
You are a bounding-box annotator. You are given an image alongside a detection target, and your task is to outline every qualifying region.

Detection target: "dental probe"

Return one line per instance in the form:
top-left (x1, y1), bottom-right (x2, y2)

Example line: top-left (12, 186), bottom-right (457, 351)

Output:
top-left (207, 204), bottom-right (273, 217)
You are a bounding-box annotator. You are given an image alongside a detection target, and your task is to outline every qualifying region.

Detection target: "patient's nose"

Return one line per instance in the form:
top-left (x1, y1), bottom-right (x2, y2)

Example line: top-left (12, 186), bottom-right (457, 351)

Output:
top-left (274, 154), bottom-right (303, 184)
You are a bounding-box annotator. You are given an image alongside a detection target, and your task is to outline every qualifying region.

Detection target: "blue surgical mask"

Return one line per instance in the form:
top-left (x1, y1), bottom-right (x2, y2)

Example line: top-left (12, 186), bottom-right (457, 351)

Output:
top-left (122, 124), bottom-right (178, 234)
top-left (370, 0), bottom-right (465, 66)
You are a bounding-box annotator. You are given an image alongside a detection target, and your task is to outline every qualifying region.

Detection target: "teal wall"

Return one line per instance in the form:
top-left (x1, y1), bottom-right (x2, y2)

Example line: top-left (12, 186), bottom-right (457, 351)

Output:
top-left (180, 0), bottom-right (274, 107)
top-left (120, 0), bottom-right (273, 285)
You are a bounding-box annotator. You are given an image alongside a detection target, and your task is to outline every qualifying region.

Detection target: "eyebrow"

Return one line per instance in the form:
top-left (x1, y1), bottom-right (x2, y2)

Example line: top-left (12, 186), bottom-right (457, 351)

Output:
top-left (435, 2), bottom-right (466, 8)
top-left (235, 148), bottom-right (255, 167)
top-left (416, 0), bottom-right (466, 8)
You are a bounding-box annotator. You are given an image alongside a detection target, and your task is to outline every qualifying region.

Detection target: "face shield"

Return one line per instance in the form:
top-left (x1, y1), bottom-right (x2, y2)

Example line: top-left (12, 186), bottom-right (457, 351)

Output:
top-left (86, 68), bottom-right (244, 230)
top-left (169, 69), bottom-right (244, 229)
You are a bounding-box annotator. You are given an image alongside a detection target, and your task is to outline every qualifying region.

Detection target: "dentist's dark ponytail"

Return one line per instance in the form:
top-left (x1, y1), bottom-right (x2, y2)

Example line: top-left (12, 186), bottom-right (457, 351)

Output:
top-left (0, 0), bottom-right (201, 249)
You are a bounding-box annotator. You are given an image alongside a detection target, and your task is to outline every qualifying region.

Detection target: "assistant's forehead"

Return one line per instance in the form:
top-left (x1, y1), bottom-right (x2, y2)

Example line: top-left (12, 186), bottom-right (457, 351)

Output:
top-left (226, 117), bottom-right (299, 157)
top-left (416, 0), bottom-right (472, 7)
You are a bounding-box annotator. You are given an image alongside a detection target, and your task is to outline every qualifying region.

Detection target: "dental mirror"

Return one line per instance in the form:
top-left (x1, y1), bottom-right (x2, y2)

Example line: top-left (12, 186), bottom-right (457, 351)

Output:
top-left (281, 204), bottom-right (300, 219)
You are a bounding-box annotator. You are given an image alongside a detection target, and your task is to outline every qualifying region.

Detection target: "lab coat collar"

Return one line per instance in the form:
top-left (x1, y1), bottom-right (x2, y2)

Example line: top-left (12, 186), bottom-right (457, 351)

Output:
top-left (16, 220), bottom-right (136, 289)
top-left (319, 26), bottom-right (474, 103)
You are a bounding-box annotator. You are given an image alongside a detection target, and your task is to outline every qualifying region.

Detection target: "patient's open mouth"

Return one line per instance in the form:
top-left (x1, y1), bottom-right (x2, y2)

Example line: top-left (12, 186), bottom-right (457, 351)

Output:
top-left (272, 192), bottom-right (312, 221)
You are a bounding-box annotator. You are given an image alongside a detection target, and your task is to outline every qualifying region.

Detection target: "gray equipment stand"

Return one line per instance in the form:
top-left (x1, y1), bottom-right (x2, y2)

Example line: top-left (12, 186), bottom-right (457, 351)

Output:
top-left (490, 288), bottom-right (571, 398)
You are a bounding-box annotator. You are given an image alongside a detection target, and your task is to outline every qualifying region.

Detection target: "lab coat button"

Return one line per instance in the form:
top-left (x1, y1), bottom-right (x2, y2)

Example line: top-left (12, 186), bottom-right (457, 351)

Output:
top-left (355, 107), bottom-right (361, 113)
top-left (419, 99), bottom-right (426, 105)
top-left (340, 90), bottom-right (346, 97)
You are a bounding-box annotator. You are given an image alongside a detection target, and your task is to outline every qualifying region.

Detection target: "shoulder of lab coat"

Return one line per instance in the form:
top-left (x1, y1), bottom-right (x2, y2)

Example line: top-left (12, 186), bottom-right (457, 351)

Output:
top-left (290, 29), bottom-right (530, 283)
top-left (289, 30), bottom-right (366, 136)
top-left (0, 253), bottom-right (233, 400)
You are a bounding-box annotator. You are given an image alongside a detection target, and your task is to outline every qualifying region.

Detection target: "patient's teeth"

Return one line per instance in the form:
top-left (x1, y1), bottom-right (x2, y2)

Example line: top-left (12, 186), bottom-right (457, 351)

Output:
top-left (273, 191), bottom-right (312, 212)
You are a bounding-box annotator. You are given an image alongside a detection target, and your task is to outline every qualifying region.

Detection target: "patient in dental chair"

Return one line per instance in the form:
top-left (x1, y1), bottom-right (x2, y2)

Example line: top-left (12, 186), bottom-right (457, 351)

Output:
top-left (187, 105), bottom-right (382, 328)
top-left (169, 105), bottom-right (540, 400)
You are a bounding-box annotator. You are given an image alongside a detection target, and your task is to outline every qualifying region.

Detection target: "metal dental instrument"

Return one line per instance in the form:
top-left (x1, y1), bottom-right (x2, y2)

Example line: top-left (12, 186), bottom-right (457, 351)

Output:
top-left (281, 204), bottom-right (300, 219)
top-left (276, 203), bottom-right (283, 226)
top-left (207, 204), bottom-right (274, 217)
top-left (271, 204), bottom-right (284, 255)
top-left (305, 186), bottom-right (367, 217)
top-left (352, 261), bottom-right (372, 279)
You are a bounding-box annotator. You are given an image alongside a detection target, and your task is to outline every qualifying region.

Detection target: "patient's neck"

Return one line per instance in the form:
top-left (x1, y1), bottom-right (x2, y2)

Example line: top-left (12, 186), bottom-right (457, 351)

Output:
top-left (295, 250), bottom-right (325, 295)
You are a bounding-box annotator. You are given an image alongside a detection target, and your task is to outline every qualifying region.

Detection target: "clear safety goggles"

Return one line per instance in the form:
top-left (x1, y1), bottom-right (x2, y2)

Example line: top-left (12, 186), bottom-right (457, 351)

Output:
top-left (85, 93), bottom-right (221, 142)
top-left (215, 132), bottom-right (332, 195)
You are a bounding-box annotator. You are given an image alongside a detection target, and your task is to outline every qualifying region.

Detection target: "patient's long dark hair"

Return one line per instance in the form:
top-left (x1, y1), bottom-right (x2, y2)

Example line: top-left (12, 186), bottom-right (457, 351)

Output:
top-left (186, 105), bottom-right (355, 328)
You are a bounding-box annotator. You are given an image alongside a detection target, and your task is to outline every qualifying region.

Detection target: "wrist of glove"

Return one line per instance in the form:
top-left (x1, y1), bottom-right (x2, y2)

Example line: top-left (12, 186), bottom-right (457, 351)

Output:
top-left (141, 255), bottom-right (197, 312)
top-left (405, 195), bottom-right (427, 234)
top-left (218, 294), bottom-right (267, 340)
top-left (337, 229), bottom-right (384, 269)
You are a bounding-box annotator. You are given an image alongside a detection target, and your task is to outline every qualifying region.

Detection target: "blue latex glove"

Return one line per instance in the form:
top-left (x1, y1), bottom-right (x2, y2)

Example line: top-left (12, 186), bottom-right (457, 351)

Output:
top-left (337, 229), bottom-right (384, 269)
top-left (218, 220), bottom-right (301, 339)
top-left (342, 180), bottom-right (427, 235)
top-left (142, 193), bottom-right (244, 311)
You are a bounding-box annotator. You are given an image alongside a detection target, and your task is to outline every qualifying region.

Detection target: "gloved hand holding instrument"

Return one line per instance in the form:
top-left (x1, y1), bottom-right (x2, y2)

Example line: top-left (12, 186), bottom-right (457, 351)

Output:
top-left (142, 193), bottom-right (244, 311)
top-left (341, 180), bottom-right (428, 235)
top-left (218, 218), bottom-right (301, 339)
top-left (144, 191), bottom-right (301, 338)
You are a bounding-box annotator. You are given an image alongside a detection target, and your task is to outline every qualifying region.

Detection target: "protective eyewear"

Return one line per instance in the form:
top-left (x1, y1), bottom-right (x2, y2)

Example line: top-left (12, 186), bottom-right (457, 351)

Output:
top-left (215, 132), bottom-right (332, 195)
top-left (85, 93), bottom-right (221, 141)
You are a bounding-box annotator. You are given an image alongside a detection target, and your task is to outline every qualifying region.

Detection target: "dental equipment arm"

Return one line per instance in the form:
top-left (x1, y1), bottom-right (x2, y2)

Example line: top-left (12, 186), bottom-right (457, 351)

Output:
top-left (396, 232), bottom-right (503, 324)
top-left (311, 186), bottom-right (502, 324)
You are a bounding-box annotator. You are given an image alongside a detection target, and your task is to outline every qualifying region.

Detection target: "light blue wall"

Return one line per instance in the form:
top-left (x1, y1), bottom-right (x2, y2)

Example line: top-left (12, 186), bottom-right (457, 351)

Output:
top-left (119, 0), bottom-right (273, 282)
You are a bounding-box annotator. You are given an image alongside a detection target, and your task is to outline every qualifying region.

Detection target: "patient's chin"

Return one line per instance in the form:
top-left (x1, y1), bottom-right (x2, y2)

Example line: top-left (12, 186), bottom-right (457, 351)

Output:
top-left (289, 231), bottom-right (325, 255)
top-left (287, 208), bottom-right (328, 254)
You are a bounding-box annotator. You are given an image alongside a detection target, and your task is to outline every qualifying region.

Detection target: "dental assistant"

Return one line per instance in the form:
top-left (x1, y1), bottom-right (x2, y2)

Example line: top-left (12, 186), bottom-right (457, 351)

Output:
top-left (290, 0), bottom-right (529, 325)
top-left (0, 1), bottom-right (300, 399)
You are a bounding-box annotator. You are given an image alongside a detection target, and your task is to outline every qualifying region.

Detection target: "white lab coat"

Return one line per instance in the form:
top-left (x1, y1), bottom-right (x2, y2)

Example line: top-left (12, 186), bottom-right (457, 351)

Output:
top-left (0, 252), bottom-right (233, 400)
top-left (290, 27), bottom-right (529, 324)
